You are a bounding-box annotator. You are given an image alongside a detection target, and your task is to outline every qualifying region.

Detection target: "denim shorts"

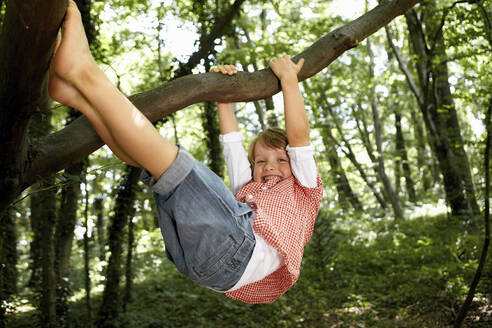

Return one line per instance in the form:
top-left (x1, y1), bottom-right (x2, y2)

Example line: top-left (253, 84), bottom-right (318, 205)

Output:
top-left (140, 147), bottom-right (256, 292)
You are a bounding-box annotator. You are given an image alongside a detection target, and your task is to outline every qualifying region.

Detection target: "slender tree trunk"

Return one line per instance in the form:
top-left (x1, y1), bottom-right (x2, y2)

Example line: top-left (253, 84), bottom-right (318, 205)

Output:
top-left (123, 208), bottom-right (135, 312)
top-left (0, 209), bottom-right (17, 325)
top-left (30, 177), bottom-right (57, 327)
top-left (410, 105), bottom-right (433, 191)
top-left (352, 103), bottom-right (389, 203)
top-left (394, 110), bottom-right (416, 203)
top-left (322, 101), bottom-right (387, 209)
top-left (405, 6), bottom-right (474, 216)
top-left (202, 100), bottom-right (225, 177)
top-left (27, 86), bottom-right (57, 326)
top-left (94, 198), bottom-right (105, 261)
top-left (454, 96), bottom-right (492, 327)
top-left (367, 38), bottom-right (403, 219)
top-left (54, 158), bottom-right (85, 327)
top-left (322, 128), bottom-right (363, 212)
top-left (97, 166), bottom-right (140, 327)
top-left (83, 178), bottom-right (92, 327)
top-left (264, 96), bottom-right (279, 128)
top-left (422, 2), bottom-right (479, 216)
top-left (394, 146), bottom-right (402, 195)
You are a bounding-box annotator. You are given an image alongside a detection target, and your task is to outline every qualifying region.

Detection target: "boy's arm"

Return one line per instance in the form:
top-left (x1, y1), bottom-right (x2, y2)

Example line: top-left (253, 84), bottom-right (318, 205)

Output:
top-left (211, 65), bottom-right (240, 134)
top-left (269, 56), bottom-right (310, 147)
top-left (218, 102), bottom-right (240, 134)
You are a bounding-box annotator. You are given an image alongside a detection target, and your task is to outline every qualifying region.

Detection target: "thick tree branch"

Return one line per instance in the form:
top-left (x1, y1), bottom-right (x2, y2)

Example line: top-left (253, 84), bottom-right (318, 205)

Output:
top-left (26, 0), bottom-right (421, 189)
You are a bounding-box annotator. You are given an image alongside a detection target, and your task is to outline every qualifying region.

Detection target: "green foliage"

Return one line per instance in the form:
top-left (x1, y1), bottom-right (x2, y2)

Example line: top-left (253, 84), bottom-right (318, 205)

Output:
top-left (5, 0), bottom-right (492, 326)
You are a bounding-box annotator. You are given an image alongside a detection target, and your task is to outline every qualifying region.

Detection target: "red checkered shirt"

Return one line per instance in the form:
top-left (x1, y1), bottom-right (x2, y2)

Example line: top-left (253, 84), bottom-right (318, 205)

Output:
top-left (225, 174), bottom-right (323, 303)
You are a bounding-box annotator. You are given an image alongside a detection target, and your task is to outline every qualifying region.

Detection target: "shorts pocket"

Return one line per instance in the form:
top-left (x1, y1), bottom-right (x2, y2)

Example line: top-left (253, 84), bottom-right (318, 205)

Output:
top-left (192, 235), bottom-right (237, 280)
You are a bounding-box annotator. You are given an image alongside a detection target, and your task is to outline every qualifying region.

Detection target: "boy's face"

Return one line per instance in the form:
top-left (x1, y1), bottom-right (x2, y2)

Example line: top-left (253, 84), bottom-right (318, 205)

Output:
top-left (252, 142), bottom-right (292, 183)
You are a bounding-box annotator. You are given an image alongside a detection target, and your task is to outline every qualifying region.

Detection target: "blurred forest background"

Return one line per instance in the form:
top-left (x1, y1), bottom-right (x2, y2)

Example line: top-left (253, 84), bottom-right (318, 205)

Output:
top-left (1, 0), bottom-right (491, 327)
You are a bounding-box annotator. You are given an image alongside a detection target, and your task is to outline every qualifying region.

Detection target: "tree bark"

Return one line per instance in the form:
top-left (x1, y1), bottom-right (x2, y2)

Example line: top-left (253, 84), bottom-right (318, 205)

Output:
top-left (97, 166), bottom-right (141, 327)
top-left (30, 177), bottom-right (57, 327)
top-left (410, 105), bottom-right (433, 191)
top-left (94, 198), bottom-right (105, 261)
top-left (122, 206), bottom-right (136, 312)
top-left (83, 178), bottom-right (92, 327)
top-left (320, 96), bottom-right (387, 209)
top-left (0, 0), bottom-right (422, 218)
top-left (0, 0), bottom-right (66, 219)
top-left (54, 160), bottom-right (84, 327)
top-left (394, 110), bottom-right (416, 203)
top-left (322, 126), bottom-right (363, 212)
top-left (367, 38), bottom-right (403, 220)
top-left (405, 6), bottom-right (473, 216)
top-left (0, 210), bottom-right (18, 324)
top-left (422, 1), bottom-right (479, 216)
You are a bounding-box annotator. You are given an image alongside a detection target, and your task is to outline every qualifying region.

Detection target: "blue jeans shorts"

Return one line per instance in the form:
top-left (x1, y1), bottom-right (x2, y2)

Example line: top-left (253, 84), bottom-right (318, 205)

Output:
top-left (140, 147), bottom-right (256, 292)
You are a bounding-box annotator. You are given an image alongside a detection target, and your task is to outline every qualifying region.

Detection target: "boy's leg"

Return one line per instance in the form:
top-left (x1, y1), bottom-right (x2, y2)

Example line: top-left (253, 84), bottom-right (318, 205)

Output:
top-left (49, 67), bottom-right (141, 167)
top-left (52, 1), bottom-right (177, 180)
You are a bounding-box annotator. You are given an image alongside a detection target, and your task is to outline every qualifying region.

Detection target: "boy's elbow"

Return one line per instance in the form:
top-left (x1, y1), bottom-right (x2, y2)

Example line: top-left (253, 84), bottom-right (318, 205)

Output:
top-left (287, 130), bottom-right (310, 147)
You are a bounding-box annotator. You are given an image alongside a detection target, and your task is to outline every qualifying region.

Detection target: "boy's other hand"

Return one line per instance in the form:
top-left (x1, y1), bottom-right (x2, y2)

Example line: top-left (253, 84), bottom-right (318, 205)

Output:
top-left (211, 65), bottom-right (238, 76)
top-left (269, 55), bottom-right (304, 82)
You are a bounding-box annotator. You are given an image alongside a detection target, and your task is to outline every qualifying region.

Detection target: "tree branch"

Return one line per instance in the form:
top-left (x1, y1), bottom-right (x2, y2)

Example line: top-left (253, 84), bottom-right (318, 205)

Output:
top-left (26, 0), bottom-right (422, 188)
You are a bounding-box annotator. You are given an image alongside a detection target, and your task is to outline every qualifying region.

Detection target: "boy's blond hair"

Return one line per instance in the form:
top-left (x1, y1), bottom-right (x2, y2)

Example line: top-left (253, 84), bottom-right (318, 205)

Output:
top-left (248, 127), bottom-right (288, 166)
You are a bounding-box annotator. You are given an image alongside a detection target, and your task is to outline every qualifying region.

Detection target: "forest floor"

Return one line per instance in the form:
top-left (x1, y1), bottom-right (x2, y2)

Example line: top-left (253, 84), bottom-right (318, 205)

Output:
top-left (5, 210), bottom-right (492, 327)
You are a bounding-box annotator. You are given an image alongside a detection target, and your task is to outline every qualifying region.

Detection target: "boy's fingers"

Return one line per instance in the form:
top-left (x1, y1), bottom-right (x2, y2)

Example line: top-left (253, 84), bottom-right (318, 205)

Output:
top-left (296, 58), bottom-right (305, 72)
top-left (212, 65), bottom-right (237, 75)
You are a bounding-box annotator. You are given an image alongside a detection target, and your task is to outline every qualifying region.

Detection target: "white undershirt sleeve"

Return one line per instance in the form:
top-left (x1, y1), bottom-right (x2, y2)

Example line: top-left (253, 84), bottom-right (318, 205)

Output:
top-left (287, 144), bottom-right (318, 188)
top-left (219, 131), bottom-right (252, 195)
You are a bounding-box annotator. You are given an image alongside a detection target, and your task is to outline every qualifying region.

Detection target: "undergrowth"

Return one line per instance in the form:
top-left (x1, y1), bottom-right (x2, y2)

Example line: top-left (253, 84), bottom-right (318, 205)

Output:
top-left (6, 211), bottom-right (491, 327)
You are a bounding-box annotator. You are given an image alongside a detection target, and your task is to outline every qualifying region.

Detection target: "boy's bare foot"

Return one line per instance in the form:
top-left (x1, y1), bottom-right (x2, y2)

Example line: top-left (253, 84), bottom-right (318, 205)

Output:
top-left (51, 0), bottom-right (94, 83)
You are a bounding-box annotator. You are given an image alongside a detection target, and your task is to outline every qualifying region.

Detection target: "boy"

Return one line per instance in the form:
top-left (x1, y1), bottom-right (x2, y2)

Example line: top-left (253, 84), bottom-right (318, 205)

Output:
top-left (212, 64), bottom-right (323, 303)
top-left (49, 1), bottom-right (322, 304)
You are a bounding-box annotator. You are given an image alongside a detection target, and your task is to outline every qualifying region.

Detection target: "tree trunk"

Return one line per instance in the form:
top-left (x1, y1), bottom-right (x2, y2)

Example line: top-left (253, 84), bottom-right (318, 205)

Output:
top-left (322, 101), bottom-right (387, 209)
top-left (405, 7), bottom-right (472, 216)
top-left (83, 178), bottom-right (92, 327)
top-left (0, 0), bottom-right (66, 219)
top-left (410, 105), bottom-right (433, 191)
top-left (30, 177), bottom-right (57, 327)
top-left (123, 207), bottom-right (136, 312)
top-left (27, 87), bottom-right (57, 325)
top-left (394, 110), bottom-right (416, 203)
top-left (54, 160), bottom-right (84, 327)
top-left (201, 62), bottom-right (224, 177)
top-left (367, 38), bottom-right (403, 220)
top-left (94, 198), bottom-right (106, 261)
top-left (421, 1), bottom-right (479, 216)
top-left (97, 166), bottom-right (141, 327)
top-left (0, 210), bottom-right (18, 324)
top-left (322, 127), bottom-right (363, 212)
top-left (202, 100), bottom-right (225, 176)
top-left (352, 103), bottom-right (388, 202)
